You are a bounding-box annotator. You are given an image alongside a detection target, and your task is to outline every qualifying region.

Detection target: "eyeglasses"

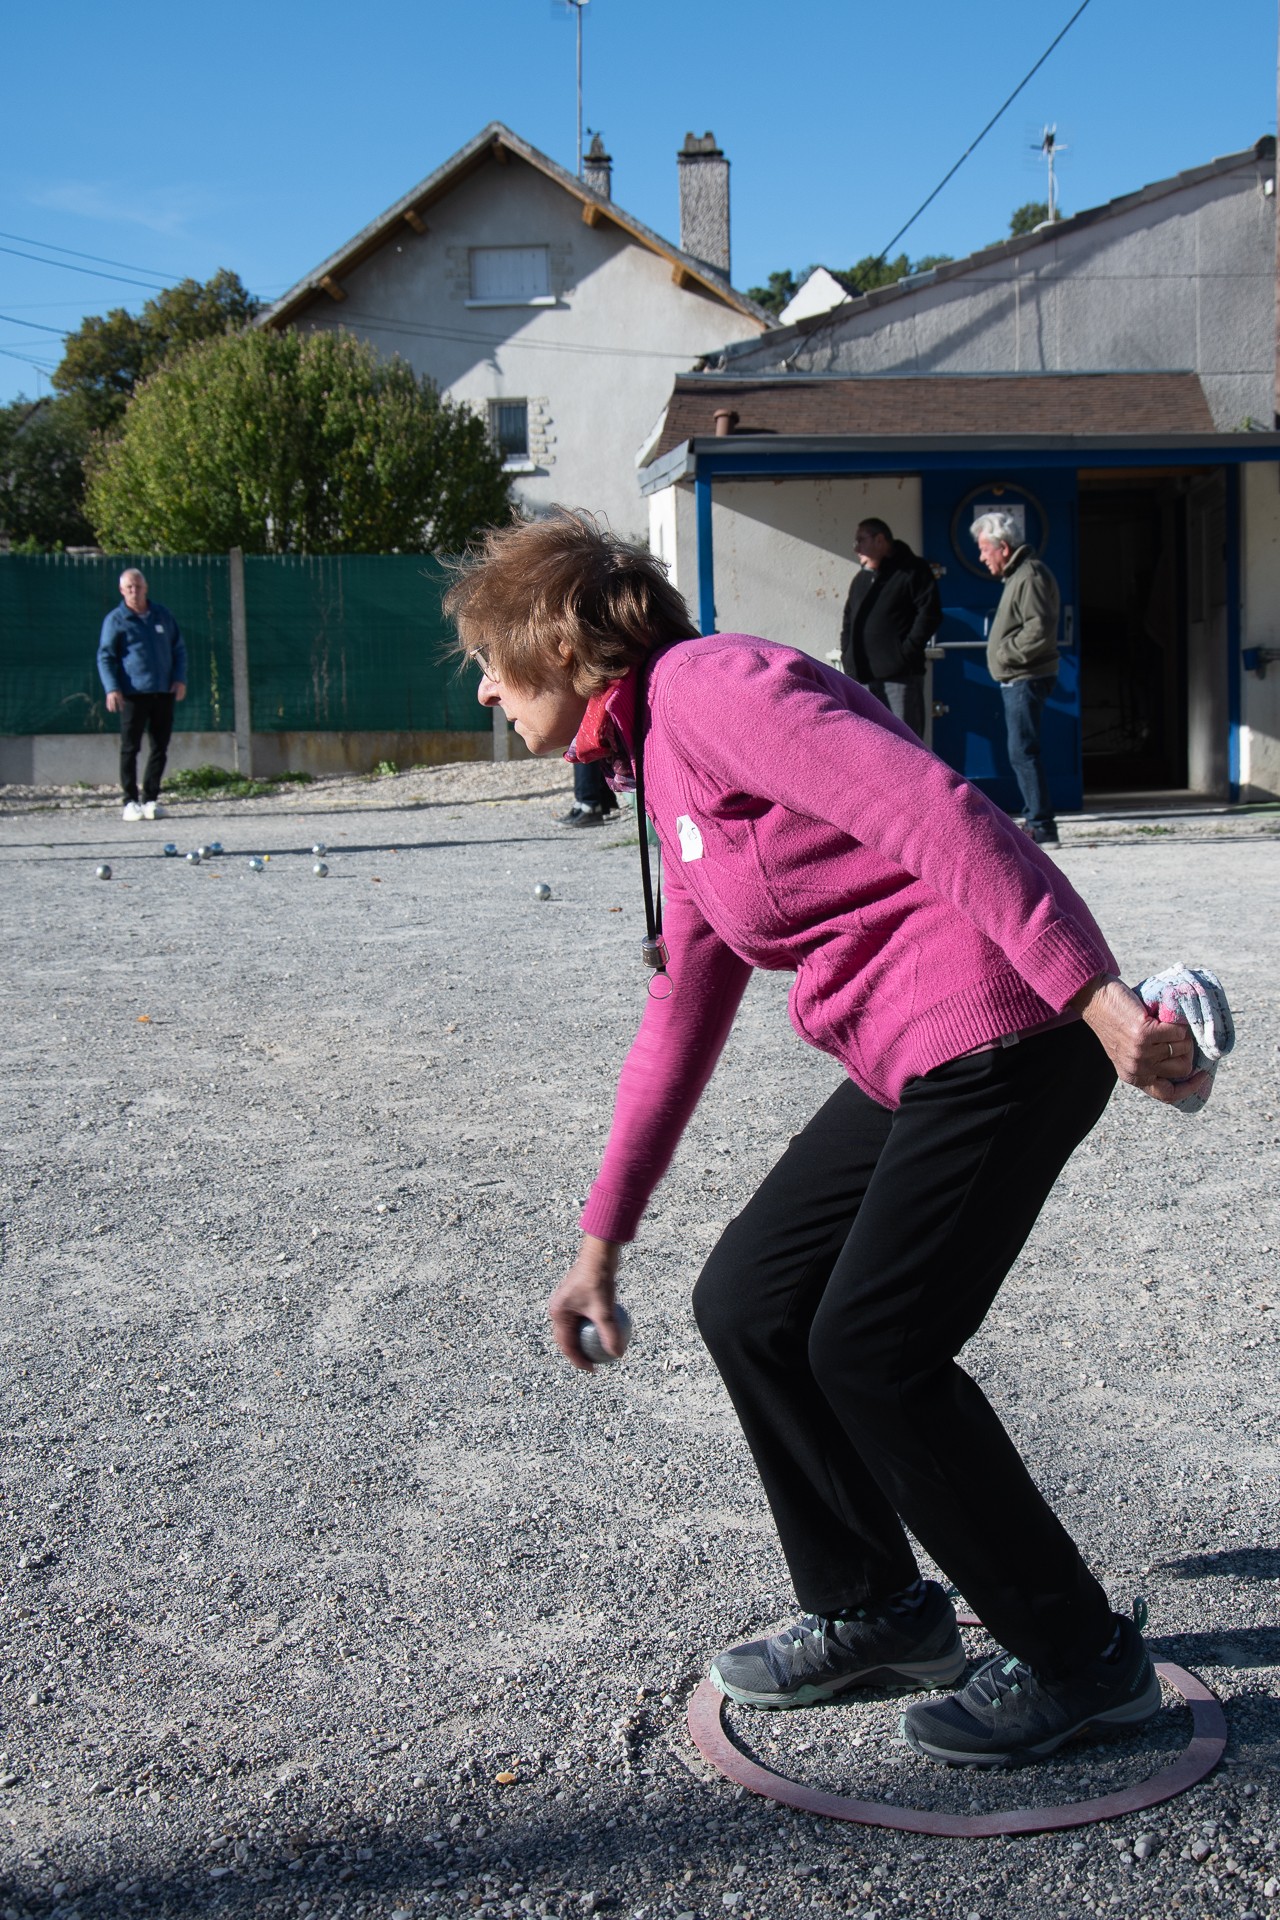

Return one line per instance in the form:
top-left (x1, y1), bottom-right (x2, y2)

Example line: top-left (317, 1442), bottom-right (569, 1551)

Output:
top-left (470, 650), bottom-right (499, 682)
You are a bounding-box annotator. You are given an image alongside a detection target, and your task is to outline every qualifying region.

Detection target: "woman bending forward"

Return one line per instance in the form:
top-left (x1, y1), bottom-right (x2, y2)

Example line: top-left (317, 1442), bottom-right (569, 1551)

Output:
top-left (446, 514), bottom-right (1207, 1769)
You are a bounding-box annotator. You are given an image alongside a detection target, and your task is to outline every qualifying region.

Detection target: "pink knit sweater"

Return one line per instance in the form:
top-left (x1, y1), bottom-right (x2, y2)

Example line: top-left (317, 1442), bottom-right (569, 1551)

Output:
top-left (578, 636), bottom-right (1115, 1244)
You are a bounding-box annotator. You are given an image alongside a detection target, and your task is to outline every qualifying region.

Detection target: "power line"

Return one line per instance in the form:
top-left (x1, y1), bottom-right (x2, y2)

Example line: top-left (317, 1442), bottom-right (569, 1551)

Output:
top-left (0, 242), bottom-right (169, 293)
top-left (0, 227), bottom-right (180, 279)
top-left (0, 313), bottom-right (68, 335)
top-left (876, 0), bottom-right (1095, 263)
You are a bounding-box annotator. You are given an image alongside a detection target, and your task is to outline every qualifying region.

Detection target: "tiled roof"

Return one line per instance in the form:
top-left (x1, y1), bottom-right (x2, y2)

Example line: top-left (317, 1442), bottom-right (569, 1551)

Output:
top-left (649, 372), bottom-right (1217, 461)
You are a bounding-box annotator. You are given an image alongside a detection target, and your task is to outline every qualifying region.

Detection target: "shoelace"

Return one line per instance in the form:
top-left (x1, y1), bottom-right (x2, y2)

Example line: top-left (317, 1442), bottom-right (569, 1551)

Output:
top-left (965, 1652), bottom-right (1035, 1713)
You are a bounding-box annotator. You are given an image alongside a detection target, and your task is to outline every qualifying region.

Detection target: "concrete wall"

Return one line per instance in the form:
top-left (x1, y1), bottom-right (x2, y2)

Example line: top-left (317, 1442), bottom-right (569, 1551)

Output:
top-left (0, 729), bottom-right (502, 788)
top-left (727, 159), bottom-right (1275, 430)
top-left (650, 475), bottom-right (922, 658)
top-left (296, 153), bottom-right (764, 542)
top-left (1241, 460), bottom-right (1280, 799)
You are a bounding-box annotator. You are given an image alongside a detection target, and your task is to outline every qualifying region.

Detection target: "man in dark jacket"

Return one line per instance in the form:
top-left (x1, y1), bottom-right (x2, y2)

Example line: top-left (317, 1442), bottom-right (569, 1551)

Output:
top-left (97, 569), bottom-right (187, 822)
top-left (839, 519), bottom-right (942, 740)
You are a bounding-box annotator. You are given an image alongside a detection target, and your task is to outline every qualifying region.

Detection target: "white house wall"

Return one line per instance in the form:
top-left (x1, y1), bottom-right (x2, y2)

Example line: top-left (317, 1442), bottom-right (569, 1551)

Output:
top-left (1241, 460), bottom-right (1280, 800)
top-left (295, 156), bottom-right (762, 542)
top-left (727, 161), bottom-right (1275, 431)
top-left (691, 477), bottom-right (923, 658)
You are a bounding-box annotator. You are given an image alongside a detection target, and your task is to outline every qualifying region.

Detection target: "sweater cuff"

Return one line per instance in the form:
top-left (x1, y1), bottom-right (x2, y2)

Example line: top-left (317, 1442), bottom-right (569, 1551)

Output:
top-left (1013, 918), bottom-right (1114, 1012)
top-left (579, 1184), bottom-right (642, 1245)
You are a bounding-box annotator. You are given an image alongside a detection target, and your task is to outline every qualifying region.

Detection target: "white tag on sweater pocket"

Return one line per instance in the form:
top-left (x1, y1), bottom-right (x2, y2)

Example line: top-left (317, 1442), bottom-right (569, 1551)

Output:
top-left (676, 814), bottom-right (704, 862)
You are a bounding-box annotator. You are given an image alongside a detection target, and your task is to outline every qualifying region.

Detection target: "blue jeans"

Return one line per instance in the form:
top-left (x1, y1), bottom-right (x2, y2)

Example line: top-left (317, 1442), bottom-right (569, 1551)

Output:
top-left (1001, 676), bottom-right (1056, 832)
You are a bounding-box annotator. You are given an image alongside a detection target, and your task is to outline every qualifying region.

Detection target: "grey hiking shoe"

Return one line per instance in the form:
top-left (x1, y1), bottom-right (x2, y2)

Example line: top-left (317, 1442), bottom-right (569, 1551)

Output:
top-left (900, 1602), bottom-right (1160, 1767)
top-left (710, 1580), bottom-right (967, 1709)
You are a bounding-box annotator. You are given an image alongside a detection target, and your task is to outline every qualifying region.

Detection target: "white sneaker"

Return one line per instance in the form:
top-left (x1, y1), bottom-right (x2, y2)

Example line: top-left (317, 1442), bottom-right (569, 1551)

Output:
top-left (142, 800), bottom-right (166, 820)
top-left (122, 801), bottom-right (144, 822)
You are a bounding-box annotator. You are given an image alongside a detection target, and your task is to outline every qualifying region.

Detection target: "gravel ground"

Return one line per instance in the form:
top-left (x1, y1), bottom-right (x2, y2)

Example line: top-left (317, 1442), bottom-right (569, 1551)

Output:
top-left (1, 768), bottom-right (1277, 1920)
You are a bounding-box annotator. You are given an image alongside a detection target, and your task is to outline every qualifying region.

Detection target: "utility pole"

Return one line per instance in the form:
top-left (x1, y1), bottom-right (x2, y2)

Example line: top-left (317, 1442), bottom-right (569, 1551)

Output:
top-left (565, 0), bottom-right (590, 177)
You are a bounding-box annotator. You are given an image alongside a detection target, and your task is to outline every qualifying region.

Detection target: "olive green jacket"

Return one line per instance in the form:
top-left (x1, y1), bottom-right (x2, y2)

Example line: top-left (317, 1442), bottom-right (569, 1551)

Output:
top-left (986, 546), bottom-right (1060, 683)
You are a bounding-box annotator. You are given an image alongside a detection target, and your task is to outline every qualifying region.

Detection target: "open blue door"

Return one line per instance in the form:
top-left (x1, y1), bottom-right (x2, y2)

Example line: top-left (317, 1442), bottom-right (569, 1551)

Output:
top-left (921, 471), bottom-right (1081, 814)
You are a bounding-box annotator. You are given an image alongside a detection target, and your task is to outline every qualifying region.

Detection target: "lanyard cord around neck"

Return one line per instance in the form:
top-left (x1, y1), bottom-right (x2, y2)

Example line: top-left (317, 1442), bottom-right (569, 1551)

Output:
top-left (632, 658), bottom-right (669, 991)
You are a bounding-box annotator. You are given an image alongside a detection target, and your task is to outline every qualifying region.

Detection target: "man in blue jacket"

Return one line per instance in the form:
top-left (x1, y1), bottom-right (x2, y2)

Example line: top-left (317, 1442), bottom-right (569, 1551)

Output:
top-left (97, 569), bottom-right (187, 821)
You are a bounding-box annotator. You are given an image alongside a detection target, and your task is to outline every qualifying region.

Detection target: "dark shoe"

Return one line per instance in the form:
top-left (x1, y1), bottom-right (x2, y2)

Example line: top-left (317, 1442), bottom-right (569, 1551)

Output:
top-left (900, 1605), bottom-right (1159, 1767)
top-left (710, 1581), bottom-right (967, 1709)
top-left (1027, 823), bottom-right (1059, 846)
top-left (558, 803), bottom-right (610, 828)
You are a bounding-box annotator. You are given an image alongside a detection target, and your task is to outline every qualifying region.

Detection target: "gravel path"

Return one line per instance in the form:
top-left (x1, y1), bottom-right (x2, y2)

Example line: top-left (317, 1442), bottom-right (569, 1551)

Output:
top-left (1, 771), bottom-right (1277, 1920)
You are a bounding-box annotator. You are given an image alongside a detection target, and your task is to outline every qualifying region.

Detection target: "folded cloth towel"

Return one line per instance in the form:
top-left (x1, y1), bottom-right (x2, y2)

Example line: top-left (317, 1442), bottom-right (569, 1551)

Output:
top-left (1134, 963), bottom-right (1236, 1115)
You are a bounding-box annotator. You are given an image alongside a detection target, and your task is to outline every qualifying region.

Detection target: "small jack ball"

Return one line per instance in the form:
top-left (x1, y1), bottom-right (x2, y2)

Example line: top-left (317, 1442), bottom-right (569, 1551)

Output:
top-left (313, 861), bottom-right (329, 877)
top-left (578, 1301), bottom-right (634, 1366)
top-left (186, 850), bottom-right (201, 865)
top-left (312, 843), bottom-right (327, 857)
top-left (248, 856), bottom-right (266, 872)
top-left (534, 882), bottom-right (552, 902)
top-left (162, 842), bottom-right (178, 857)
top-left (95, 863), bottom-right (112, 880)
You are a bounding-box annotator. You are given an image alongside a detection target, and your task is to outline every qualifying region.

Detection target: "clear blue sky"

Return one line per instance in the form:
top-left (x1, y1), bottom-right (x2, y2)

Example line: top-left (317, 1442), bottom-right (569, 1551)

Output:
top-left (2, 0), bottom-right (1276, 406)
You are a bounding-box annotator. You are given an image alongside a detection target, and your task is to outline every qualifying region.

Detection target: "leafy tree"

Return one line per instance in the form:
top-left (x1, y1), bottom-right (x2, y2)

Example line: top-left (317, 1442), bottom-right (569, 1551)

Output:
top-left (750, 252), bottom-right (955, 316)
top-left (0, 395), bottom-right (94, 549)
top-left (85, 327), bottom-right (511, 555)
top-left (1010, 202), bottom-right (1051, 236)
top-left (53, 269), bottom-right (261, 431)
top-left (747, 269), bottom-right (801, 316)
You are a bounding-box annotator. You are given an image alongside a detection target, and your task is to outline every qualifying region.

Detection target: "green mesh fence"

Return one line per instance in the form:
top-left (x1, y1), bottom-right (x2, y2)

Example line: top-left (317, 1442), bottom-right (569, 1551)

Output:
top-left (243, 554), bottom-right (485, 733)
top-left (0, 552), bottom-right (485, 737)
top-left (0, 553), bottom-right (231, 735)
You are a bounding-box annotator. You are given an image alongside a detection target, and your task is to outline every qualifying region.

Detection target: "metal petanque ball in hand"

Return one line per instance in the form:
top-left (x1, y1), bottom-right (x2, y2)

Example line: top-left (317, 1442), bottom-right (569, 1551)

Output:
top-left (578, 1301), bottom-right (633, 1366)
top-left (534, 881), bottom-right (552, 902)
top-left (95, 863), bottom-right (112, 880)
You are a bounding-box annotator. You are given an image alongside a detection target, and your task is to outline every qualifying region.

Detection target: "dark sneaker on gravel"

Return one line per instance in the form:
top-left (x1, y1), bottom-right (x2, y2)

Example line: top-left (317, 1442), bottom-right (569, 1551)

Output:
top-left (710, 1580), bottom-right (967, 1708)
top-left (900, 1604), bottom-right (1160, 1766)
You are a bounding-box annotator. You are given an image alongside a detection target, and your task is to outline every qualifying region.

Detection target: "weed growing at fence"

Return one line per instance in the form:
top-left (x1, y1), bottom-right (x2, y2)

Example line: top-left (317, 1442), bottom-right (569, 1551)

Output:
top-left (373, 760), bottom-right (399, 778)
top-left (167, 764), bottom-right (314, 800)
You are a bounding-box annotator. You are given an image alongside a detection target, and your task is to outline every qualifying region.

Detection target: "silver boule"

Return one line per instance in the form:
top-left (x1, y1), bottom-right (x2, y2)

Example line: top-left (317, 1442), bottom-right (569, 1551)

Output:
top-left (208, 840), bottom-right (223, 855)
top-left (311, 843), bottom-right (327, 857)
top-left (186, 850), bottom-right (201, 865)
top-left (95, 863), bottom-right (112, 880)
top-left (162, 842), bottom-right (178, 857)
top-left (197, 844), bottom-right (213, 859)
top-left (578, 1301), bottom-right (633, 1366)
top-left (313, 861), bottom-right (329, 877)
top-left (248, 856), bottom-right (266, 872)
top-left (533, 881), bottom-right (552, 902)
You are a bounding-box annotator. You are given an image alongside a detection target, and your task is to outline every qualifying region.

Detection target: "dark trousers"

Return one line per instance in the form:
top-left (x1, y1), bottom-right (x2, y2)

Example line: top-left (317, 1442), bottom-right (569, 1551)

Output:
top-left (692, 1021), bottom-right (1117, 1678)
top-left (573, 759), bottom-right (616, 809)
top-left (118, 693), bottom-right (175, 804)
top-left (866, 675), bottom-right (926, 741)
top-left (1001, 675), bottom-right (1057, 832)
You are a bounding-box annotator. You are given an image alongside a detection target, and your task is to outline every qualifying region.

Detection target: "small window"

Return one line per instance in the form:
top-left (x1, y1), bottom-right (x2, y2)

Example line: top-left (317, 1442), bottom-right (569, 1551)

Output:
top-left (489, 400), bottom-right (530, 464)
top-left (469, 246), bottom-right (552, 304)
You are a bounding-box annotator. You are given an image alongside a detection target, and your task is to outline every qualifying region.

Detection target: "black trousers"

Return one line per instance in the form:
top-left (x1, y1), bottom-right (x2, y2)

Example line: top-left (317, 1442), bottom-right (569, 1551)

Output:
top-left (118, 692), bottom-right (175, 803)
top-left (692, 1021), bottom-right (1117, 1678)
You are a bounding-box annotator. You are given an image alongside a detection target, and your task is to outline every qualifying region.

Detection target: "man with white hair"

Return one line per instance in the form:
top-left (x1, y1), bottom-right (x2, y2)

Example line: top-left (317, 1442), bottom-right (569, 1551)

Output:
top-left (97, 570), bottom-right (187, 822)
top-left (973, 512), bottom-right (1060, 846)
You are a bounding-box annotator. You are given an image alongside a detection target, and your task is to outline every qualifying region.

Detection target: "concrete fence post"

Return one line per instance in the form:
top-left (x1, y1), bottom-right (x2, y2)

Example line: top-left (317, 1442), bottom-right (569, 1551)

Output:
top-left (492, 704), bottom-right (510, 761)
top-left (229, 547), bottom-right (253, 776)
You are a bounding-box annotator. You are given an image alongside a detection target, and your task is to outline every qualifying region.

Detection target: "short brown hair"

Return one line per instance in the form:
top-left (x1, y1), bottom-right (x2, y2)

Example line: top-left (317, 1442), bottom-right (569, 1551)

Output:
top-left (444, 510), bottom-right (698, 695)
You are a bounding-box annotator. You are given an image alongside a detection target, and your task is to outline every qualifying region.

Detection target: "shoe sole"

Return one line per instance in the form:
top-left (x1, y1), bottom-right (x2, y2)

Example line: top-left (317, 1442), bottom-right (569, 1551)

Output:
top-left (710, 1643), bottom-right (969, 1710)
top-left (900, 1668), bottom-right (1163, 1766)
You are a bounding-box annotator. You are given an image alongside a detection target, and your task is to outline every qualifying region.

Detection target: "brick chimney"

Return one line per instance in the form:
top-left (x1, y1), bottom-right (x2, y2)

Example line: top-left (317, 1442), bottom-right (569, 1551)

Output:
top-left (583, 132), bottom-right (612, 202)
top-left (678, 131), bottom-right (730, 279)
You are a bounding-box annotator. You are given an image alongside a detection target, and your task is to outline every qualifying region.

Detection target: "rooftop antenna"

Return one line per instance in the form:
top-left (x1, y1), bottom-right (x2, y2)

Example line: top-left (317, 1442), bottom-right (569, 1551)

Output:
top-left (553, 0), bottom-right (591, 178)
top-left (1034, 125), bottom-right (1066, 221)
